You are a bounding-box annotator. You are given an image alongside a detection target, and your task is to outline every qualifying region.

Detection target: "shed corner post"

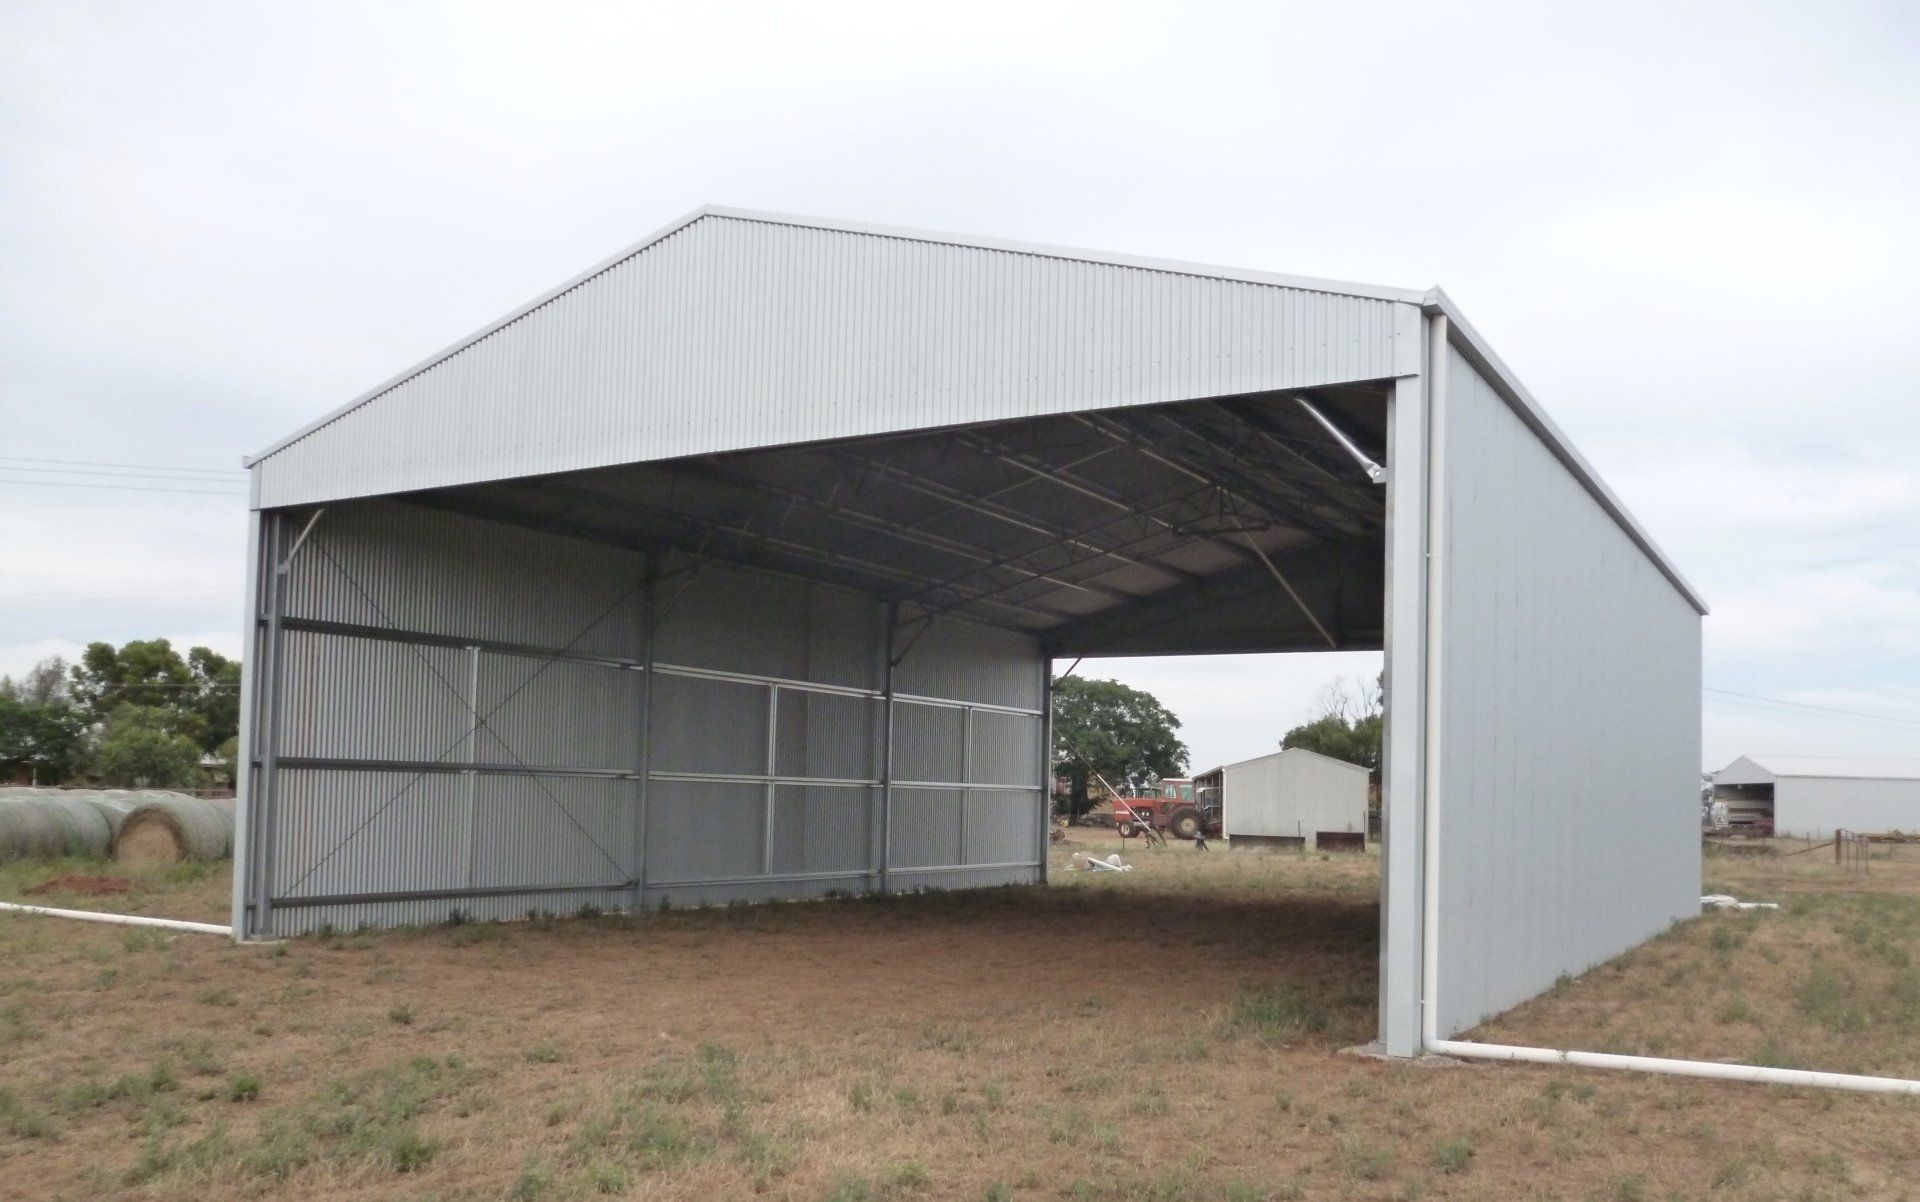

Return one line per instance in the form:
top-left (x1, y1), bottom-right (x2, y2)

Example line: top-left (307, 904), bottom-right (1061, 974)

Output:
top-left (233, 508), bottom-right (286, 942)
top-left (230, 508), bottom-right (266, 939)
top-left (1377, 306), bottom-right (1436, 1057)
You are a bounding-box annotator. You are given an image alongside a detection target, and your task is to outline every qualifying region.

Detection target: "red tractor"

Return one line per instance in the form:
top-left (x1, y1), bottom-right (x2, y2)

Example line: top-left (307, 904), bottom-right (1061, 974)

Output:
top-left (1113, 779), bottom-right (1221, 841)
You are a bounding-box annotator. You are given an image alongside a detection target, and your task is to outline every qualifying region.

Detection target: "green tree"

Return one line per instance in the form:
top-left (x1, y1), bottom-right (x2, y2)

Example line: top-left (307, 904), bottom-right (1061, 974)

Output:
top-left (72, 639), bottom-right (197, 728)
top-left (1280, 674), bottom-right (1383, 778)
top-left (0, 656), bottom-right (86, 784)
top-left (1050, 676), bottom-right (1189, 818)
top-left (186, 646), bottom-right (241, 753)
top-left (92, 706), bottom-right (204, 788)
top-left (0, 695), bottom-right (87, 784)
top-left (70, 638), bottom-right (241, 752)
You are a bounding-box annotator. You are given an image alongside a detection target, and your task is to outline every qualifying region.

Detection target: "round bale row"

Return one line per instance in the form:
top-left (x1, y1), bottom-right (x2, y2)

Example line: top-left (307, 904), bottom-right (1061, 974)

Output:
top-left (0, 788), bottom-right (234, 863)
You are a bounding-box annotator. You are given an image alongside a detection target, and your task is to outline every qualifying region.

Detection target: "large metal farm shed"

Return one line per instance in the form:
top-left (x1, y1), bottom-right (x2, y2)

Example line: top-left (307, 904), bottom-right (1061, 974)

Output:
top-left (1714, 756), bottom-right (1920, 838)
top-left (235, 207), bottom-right (1706, 1055)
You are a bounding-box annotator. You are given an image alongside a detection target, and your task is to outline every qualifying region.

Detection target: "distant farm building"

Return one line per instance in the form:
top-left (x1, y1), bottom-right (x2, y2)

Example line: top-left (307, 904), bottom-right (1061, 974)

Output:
top-left (1199, 748), bottom-right (1369, 851)
top-left (1712, 756), bottom-right (1920, 838)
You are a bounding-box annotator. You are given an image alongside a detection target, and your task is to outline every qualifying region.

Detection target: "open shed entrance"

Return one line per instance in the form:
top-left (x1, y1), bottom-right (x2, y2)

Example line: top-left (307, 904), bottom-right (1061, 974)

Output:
top-left (242, 382), bottom-right (1390, 936)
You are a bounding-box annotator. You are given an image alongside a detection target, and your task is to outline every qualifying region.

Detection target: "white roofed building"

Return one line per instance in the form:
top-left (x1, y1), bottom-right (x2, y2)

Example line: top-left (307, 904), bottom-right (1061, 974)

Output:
top-left (1713, 756), bottom-right (1920, 838)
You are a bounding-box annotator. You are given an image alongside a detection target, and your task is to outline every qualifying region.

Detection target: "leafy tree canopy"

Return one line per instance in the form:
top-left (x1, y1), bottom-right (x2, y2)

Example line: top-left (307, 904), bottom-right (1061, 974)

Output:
top-left (92, 705), bottom-right (204, 789)
top-left (1050, 676), bottom-right (1188, 817)
top-left (0, 694), bottom-right (87, 783)
top-left (1280, 674), bottom-right (1382, 778)
top-left (70, 639), bottom-right (240, 753)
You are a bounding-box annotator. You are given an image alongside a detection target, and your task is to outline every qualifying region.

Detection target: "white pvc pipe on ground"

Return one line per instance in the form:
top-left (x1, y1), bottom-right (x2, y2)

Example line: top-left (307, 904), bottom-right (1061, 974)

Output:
top-left (1426, 1038), bottom-right (1920, 1096)
top-left (0, 900), bottom-right (231, 937)
top-left (1411, 314), bottom-right (1920, 1097)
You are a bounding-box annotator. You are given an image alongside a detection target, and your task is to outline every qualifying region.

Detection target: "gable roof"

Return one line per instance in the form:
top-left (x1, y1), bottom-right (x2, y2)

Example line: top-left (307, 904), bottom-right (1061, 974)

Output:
top-left (242, 206), bottom-right (1703, 614)
top-left (1220, 745), bottom-right (1373, 776)
top-left (1718, 755), bottom-right (1920, 783)
top-left (247, 205), bottom-right (1428, 473)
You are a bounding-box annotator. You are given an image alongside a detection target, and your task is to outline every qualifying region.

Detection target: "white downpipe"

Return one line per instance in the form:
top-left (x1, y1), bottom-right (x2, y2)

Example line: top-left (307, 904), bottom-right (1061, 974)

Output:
top-left (0, 901), bottom-right (232, 937)
top-left (1414, 316), bottom-right (1920, 1097)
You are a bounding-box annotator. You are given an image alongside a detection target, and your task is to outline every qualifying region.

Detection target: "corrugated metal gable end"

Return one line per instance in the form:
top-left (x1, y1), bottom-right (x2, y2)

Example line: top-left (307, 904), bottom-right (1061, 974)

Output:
top-left (252, 213), bottom-right (1408, 508)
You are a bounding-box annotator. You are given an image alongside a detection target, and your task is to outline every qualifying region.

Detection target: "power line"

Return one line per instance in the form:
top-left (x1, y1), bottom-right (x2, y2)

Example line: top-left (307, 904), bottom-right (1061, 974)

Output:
top-left (0, 464), bottom-right (248, 484)
top-left (0, 477), bottom-right (247, 497)
top-left (1703, 686), bottom-right (1920, 730)
top-left (0, 455), bottom-right (245, 477)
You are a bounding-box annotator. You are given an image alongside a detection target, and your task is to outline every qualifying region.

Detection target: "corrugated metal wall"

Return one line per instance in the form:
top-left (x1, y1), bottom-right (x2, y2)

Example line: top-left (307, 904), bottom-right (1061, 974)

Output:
top-left (245, 501), bottom-right (648, 937)
top-left (1775, 779), bottom-right (1920, 839)
top-left (1221, 750), bottom-right (1369, 847)
top-left (241, 504), bottom-right (1045, 936)
top-left (253, 214), bottom-right (1406, 508)
top-left (1428, 343), bottom-right (1702, 1037)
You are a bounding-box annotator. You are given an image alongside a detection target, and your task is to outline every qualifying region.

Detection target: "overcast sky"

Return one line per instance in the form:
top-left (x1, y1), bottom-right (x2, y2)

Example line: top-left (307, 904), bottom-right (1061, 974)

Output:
top-left (3, 1), bottom-right (1916, 772)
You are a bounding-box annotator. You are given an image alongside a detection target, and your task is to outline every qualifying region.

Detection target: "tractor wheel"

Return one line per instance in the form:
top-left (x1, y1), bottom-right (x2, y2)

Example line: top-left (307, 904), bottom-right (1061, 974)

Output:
top-left (1117, 823), bottom-right (1139, 839)
top-left (1169, 810), bottom-right (1202, 841)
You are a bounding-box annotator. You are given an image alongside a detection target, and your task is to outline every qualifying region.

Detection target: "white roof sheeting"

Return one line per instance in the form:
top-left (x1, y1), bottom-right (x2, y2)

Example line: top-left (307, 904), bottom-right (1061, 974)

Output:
top-left (1717, 755), bottom-right (1920, 783)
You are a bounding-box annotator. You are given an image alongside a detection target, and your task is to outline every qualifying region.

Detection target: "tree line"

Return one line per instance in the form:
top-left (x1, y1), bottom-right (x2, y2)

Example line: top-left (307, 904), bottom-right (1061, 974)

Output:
top-left (0, 640), bottom-right (241, 790)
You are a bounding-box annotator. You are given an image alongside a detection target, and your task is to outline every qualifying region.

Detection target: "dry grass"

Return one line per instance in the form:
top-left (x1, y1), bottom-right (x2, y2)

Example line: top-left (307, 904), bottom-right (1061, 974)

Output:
top-left (0, 855), bottom-right (229, 922)
top-left (1486, 841), bottom-right (1920, 1079)
top-left (0, 836), bottom-right (1914, 1201)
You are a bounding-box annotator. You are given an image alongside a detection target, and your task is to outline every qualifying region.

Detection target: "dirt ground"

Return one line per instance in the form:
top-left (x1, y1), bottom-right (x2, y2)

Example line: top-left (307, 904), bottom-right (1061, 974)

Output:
top-left (0, 835), bottom-right (1916, 1201)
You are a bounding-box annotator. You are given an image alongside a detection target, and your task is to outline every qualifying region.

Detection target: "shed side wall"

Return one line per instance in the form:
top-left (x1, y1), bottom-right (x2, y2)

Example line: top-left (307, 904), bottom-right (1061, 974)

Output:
top-left (1774, 778), bottom-right (1920, 839)
top-left (1430, 344), bottom-right (1701, 1038)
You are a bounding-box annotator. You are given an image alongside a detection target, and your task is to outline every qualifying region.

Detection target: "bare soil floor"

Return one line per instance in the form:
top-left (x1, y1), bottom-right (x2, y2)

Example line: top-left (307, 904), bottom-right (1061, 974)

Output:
top-left (0, 835), bottom-right (1916, 1201)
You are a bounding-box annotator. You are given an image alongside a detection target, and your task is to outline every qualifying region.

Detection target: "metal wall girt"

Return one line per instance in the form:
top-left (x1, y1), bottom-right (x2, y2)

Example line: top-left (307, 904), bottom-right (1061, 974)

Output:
top-left (241, 511), bottom-right (1047, 936)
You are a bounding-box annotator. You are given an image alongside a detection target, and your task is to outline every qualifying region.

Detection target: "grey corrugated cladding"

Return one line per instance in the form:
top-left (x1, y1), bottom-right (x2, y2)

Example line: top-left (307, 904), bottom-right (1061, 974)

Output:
top-left (248, 208), bottom-right (1415, 508)
top-left (1427, 343), bottom-right (1702, 1037)
top-left (246, 501), bottom-right (1047, 937)
top-left (245, 207), bottom-right (1703, 618)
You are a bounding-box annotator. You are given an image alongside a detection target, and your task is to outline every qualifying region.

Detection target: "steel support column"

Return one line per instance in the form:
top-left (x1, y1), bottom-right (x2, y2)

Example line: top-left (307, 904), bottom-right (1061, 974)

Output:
top-left (1038, 657), bottom-right (1054, 884)
top-left (878, 602), bottom-right (898, 894)
top-left (1377, 316), bottom-right (1434, 1057)
top-left (229, 509), bottom-right (266, 939)
top-left (633, 569), bottom-right (655, 909)
top-left (251, 511), bottom-right (290, 937)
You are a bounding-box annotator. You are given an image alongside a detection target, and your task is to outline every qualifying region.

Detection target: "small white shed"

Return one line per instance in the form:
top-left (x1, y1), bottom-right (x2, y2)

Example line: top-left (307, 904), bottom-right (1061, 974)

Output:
top-left (1714, 756), bottom-right (1920, 839)
top-left (1217, 747), bottom-right (1370, 851)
